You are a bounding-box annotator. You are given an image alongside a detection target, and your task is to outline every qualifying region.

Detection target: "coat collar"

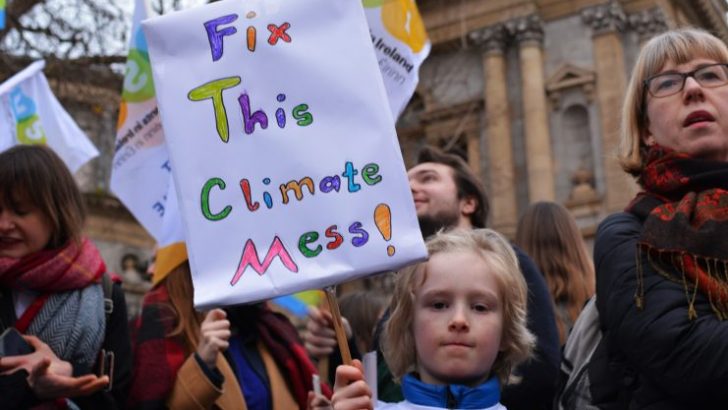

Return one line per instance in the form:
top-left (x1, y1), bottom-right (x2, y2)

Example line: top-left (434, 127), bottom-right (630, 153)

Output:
top-left (401, 373), bottom-right (501, 409)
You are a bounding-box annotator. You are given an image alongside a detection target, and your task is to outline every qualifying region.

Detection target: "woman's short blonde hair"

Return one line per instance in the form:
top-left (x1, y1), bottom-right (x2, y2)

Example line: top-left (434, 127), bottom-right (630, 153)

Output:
top-left (620, 28), bottom-right (728, 176)
top-left (382, 229), bottom-right (535, 386)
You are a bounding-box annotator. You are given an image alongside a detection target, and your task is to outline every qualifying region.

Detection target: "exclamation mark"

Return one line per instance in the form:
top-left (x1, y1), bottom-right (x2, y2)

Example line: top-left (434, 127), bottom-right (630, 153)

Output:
top-left (247, 26), bottom-right (256, 51)
top-left (374, 203), bottom-right (395, 256)
top-left (246, 11), bottom-right (257, 52)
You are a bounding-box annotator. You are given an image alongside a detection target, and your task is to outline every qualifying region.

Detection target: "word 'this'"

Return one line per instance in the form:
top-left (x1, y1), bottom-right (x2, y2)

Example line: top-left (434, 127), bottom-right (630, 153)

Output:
top-left (189, 11), bottom-right (312, 143)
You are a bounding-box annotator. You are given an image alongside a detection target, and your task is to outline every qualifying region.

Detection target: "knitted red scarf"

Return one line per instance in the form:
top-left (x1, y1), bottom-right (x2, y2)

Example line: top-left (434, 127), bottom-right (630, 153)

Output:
top-left (129, 284), bottom-right (331, 409)
top-left (626, 145), bottom-right (728, 319)
top-left (0, 238), bottom-right (104, 292)
top-left (255, 307), bottom-right (333, 407)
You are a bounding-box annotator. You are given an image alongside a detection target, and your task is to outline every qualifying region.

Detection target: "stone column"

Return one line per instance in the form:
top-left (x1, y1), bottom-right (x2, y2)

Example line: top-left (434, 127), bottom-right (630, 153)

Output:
top-left (469, 25), bottom-right (517, 232)
top-left (628, 7), bottom-right (669, 46)
top-left (466, 129), bottom-right (481, 177)
top-left (582, 1), bottom-right (635, 212)
top-left (508, 15), bottom-right (555, 202)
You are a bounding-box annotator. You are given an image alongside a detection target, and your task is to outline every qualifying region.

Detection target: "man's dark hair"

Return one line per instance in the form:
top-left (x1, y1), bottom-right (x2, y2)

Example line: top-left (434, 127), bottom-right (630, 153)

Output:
top-left (416, 145), bottom-right (489, 228)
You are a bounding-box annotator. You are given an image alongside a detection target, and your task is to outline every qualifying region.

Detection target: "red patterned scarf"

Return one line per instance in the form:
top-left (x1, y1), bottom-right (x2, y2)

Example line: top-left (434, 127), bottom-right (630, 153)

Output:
top-left (0, 238), bottom-right (105, 292)
top-left (626, 145), bottom-right (728, 319)
top-left (127, 284), bottom-right (187, 410)
top-left (255, 306), bottom-right (333, 408)
top-left (129, 284), bottom-right (331, 409)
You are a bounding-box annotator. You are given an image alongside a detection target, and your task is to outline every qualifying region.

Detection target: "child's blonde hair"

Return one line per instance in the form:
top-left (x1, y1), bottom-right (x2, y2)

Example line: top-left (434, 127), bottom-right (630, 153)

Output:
top-left (382, 228), bottom-right (535, 385)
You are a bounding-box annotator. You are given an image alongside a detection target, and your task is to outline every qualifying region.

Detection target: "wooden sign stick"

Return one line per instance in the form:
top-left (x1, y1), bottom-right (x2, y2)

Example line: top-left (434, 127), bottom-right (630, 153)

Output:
top-left (324, 286), bottom-right (352, 365)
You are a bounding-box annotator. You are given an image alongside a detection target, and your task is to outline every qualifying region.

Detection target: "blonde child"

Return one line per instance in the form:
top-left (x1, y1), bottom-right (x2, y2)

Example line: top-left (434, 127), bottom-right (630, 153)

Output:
top-left (331, 229), bottom-right (535, 410)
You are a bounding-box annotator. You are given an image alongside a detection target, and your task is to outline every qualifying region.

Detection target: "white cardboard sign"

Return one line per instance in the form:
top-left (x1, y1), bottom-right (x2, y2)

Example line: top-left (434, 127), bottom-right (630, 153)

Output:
top-left (143, 0), bottom-right (426, 308)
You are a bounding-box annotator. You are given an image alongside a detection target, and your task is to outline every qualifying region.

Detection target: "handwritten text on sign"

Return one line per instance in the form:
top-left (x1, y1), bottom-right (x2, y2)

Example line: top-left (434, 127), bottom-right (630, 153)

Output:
top-left (143, 0), bottom-right (426, 308)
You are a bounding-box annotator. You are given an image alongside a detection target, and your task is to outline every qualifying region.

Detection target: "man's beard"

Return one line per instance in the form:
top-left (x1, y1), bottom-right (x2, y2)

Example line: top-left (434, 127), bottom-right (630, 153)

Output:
top-left (417, 210), bottom-right (460, 239)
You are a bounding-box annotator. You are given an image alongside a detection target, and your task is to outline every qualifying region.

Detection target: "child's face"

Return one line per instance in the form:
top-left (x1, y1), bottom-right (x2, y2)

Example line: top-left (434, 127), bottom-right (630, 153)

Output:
top-left (413, 250), bottom-right (503, 387)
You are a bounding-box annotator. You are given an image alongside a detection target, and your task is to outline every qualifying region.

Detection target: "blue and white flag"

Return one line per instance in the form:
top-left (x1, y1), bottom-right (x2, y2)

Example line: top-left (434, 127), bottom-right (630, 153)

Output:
top-left (0, 61), bottom-right (99, 172)
top-left (111, 0), bottom-right (184, 247)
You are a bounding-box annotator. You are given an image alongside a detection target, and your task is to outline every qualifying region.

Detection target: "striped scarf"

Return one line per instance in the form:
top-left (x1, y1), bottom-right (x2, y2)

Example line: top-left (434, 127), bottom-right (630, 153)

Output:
top-left (0, 239), bottom-right (106, 374)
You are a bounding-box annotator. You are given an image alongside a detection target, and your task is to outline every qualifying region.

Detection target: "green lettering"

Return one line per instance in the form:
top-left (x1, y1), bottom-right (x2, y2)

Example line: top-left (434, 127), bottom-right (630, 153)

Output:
top-left (298, 231), bottom-right (322, 257)
top-left (292, 103), bottom-right (313, 126)
top-left (362, 163), bottom-right (382, 185)
top-left (201, 177), bottom-right (232, 221)
top-left (188, 76), bottom-right (241, 143)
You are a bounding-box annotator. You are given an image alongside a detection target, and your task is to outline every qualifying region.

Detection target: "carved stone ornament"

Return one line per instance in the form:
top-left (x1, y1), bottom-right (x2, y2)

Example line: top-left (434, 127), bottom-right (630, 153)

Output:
top-left (628, 7), bottom-right (669, 42)
top-left (469, 24), bottom-right (508, 55)
top-left (581, 1), bottom-right (626, 35)
top-left (566, 168), bottom-right (601, 207)
top-left (545, 63), bottom-right (597, 110)
top-left (505, 14), bottom-right (544, 46)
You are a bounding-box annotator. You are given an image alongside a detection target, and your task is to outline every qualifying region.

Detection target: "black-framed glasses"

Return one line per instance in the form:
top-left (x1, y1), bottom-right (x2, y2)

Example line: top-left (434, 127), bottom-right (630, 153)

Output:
top-left (644, 63), bottom-right (728, 98)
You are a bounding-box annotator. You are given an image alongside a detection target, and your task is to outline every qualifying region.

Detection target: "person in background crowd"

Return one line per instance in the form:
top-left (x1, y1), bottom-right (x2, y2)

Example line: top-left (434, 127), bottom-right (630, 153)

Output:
top-left (330, 229), bottom-right (534, 409)
top-left (0, 145), bottom-right (132, 409)
top-left (128, 244), bottom-right (331, 409)
top-left (338, 290), bottom-right (390, 357)
top-left (515, 201), bottom-right (595, 345)
top-left (305, 146), bottom-right (560, 410)
top-left (120, 253), bottom-right (152, 320)
top-left (593, 28), bottom-right (728, 409)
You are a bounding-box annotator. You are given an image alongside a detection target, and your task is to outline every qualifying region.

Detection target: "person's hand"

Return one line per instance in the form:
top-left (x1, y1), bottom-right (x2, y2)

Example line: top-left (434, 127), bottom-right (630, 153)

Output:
top-left (0, 335), bottom-right (71, 377)
top-left (308, 390), bottom-right (332, 410)
top-left (331, 360), bottom-right (372, 410)
top-left (0, 335), bottom-right (109, 399)
top-left (28, 357), bottom-right (109, 399)
top-left (304, 306), bottom-right (351, 359)
top-left (196, 309), bottom-right (231, 369)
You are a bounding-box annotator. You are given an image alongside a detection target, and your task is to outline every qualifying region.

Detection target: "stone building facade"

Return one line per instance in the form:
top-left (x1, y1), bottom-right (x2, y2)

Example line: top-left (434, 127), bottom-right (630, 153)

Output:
top-left (3, 0), bottom-right (728, 302)
top-left (400, 0), bottom-right (728, 243)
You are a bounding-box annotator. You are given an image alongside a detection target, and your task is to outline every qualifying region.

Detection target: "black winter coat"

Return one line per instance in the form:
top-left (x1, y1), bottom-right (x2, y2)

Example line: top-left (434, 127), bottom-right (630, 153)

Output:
top-left (594, 212), bottom-right (728, 410)
top-left (0, 282), bottom-right (132, 410)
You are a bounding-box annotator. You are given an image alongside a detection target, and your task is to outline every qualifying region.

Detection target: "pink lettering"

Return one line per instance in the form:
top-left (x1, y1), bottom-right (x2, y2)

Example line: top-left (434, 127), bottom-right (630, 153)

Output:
top-left (230, 236), bottom-right (298, 286)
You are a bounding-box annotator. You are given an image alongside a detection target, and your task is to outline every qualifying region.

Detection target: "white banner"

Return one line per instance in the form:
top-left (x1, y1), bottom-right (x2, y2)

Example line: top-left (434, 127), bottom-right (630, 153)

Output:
top-left (365, 0), bottom-right (430, 119)
top-left (143, 0), bottom-right (427, 308)
top-left (0, 61), bottom-right (98, 172)
top-left (110, 0), bottom-right (184, 246)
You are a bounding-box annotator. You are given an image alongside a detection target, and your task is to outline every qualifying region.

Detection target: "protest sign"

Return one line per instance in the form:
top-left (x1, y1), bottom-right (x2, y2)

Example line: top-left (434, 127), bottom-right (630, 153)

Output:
top-left (0, 60), bottom-right (98, 172)
top-left (111, 0), bottom-right (185, 247)
top-left (365, 0), bottom-right (430, 119)
top-left (143, 0), bottom-right (427, 308)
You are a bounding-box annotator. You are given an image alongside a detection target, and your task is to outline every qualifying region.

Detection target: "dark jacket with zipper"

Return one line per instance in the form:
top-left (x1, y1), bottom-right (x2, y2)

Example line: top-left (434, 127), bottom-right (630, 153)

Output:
top-left (594, 212), bottom-right (728, 410)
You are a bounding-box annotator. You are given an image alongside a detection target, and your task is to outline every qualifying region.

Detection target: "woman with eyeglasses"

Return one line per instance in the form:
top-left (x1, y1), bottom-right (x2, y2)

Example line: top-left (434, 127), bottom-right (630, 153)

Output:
top-left (592, 28), bottom-right (728, 409)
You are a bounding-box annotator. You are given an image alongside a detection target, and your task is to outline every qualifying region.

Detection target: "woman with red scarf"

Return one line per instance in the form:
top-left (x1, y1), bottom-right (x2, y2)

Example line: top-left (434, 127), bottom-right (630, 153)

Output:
top-left (593, 28), bottom-right (728, 409)
top-left (127, 245), bottom-right (330, 409)
top-left (0, 145), bottom-right (132, 409)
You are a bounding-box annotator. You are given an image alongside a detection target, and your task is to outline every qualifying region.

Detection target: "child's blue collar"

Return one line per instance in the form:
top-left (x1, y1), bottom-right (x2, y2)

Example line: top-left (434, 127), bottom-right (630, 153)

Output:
top-left (400, 373), bottom-right (501, 409)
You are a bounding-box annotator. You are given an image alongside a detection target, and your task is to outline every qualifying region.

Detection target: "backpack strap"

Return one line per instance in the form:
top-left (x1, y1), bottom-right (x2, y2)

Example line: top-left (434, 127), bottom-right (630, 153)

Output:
top-left (101, 273), bottom-right (115, 322)
top-left (99, 272), bottom-right (118, 391)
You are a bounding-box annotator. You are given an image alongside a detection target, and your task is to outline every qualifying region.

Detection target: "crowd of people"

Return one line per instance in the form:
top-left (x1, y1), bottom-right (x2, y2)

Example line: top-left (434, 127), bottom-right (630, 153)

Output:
top-left (0, 27), bottom-right (726, 409)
